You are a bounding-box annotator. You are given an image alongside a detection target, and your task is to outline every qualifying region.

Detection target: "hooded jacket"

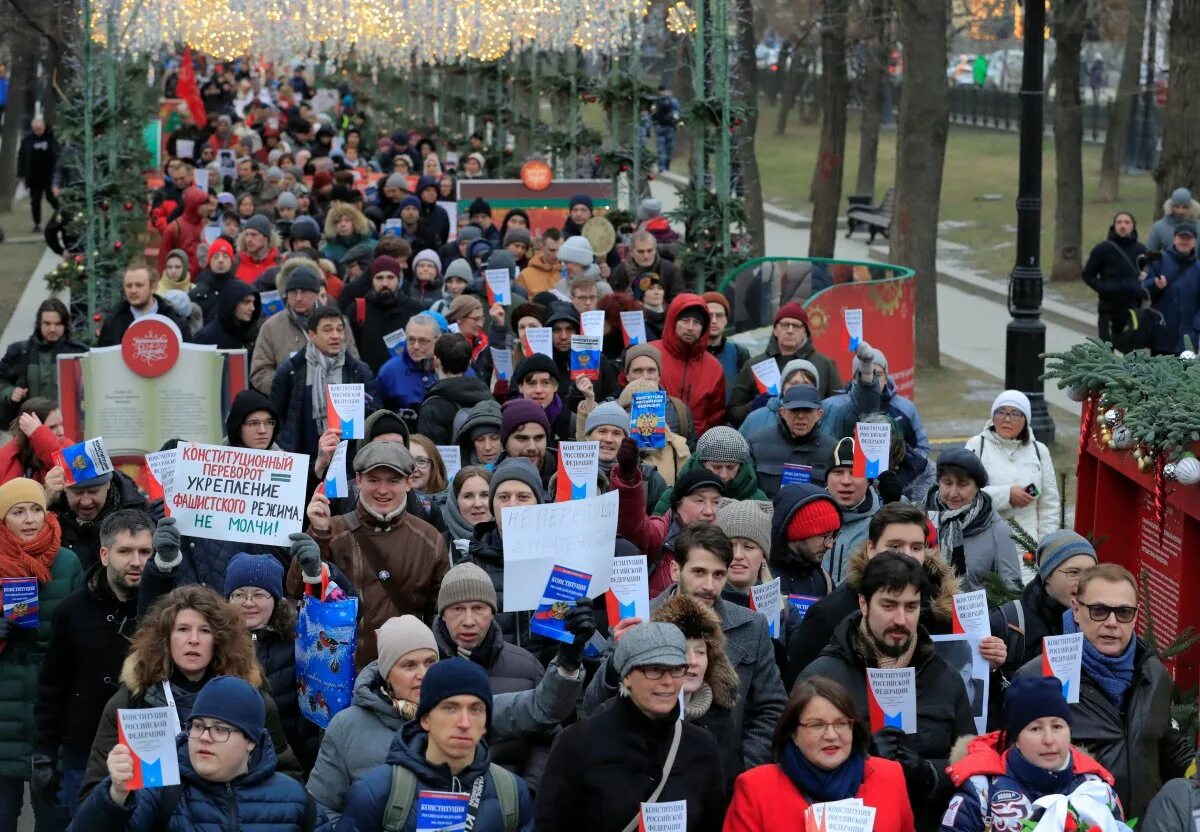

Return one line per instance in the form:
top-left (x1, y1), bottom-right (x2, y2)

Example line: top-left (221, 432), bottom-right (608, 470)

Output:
top-left (729, 331), bottom-right (843, 425)
top-left (190, 251), bottom-right (239, 325)
top-left (648, 294), bottom-right (727, 434)
top-left (966, 422), bottom-right (1060, 542)
top-left (455, 399), bottom-right (503, 464)
top-left (652, 454), bottom-right (767, 515)
top-left (516, 251), bottom-right (562, 296)
top-left (1141, 244), bottom-right (1200, 354)
top-left (53, 470), bottom-right (165, 573)
top-left (1147, 198), bottom-right (1200, 252)
top-left (234, 242), bottom-right (281, 286)
top-left (157, 187), bottom-right (210, 276)
top-left (192, 279), bottom-right (262, 352)
top-left (749, 415), bottom-right (836, 498)
top-left (416, 375), bottom-right (495, 445)
top-left (337, 721), bottom-right (534, 832)
top-left (768, 484), bottom-right (837, 599)
top-left (463, 523), bottom-right (537, 648)
top-left (1081, 225), bottom-right (1149, 316)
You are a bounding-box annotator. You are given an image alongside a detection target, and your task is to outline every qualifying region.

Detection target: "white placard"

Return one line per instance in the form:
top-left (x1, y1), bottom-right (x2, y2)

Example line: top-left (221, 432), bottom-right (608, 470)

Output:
top-left (1042, 632), bottom-right (1084, 704)
top-left (523, 327), bottom-right (553, 358)
top-left (437, 445), bottom-right (462, 481)
top-left (192, 167), bottom-right (208, 193)
top-left (144, 448), bottom-right (178, 507)
top-left (175, 139), bottom-right (195, 160)
top-left (483, 268), bottom-right (511, 305)
top-left (950, 590), bottom-right (990, 639)
top-left (619, 310), bottom-right (647, 346)
top-left (853, 421), bottom-right (891, 478)
top-left (932, 633), bottom-right (990, 734)
top-left (844, 308), bottom-right (864, 351)
top-left (490, 347), bottom-right (513, 382)
top-left (640, 800), bottom-right (687, 832)
top-left (554, 441), bottom-right (600, 501)
top-left (606, 555), bottom-right (650, 622)
top-left (324, 440), bottom-right (349, 499)
top-left (750, 577), bottom-right (782, 639)
top-left (581, 309), bottom-right (606, 338)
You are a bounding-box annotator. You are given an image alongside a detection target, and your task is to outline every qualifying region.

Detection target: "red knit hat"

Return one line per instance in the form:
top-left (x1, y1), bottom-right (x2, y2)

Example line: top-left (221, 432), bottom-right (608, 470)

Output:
top-left (701, 291), bottom-right (730, 315)
top-left (785, 498), bottom-right (841, 541)
top-left (774, 302), bottom-right (810, 329)
top-left (207, 237), bottom-right (235, 264)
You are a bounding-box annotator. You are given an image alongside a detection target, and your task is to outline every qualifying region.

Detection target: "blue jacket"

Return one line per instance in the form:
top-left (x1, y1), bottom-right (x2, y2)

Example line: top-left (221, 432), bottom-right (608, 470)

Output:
top-left (270, 350), bottom-right (378, 459)
top-left (709, 339), bottom-right (748, 404)
top-left (376, 350), bottom-right (435, 412)
top-left (334, 722), bottom-right (534, 832)
top-left (71, 732), bottom-right (311, 832)
top-left (1142, 245), bottom-right (1200, 353)
top-left (821, 379), bottom-right (929, 454)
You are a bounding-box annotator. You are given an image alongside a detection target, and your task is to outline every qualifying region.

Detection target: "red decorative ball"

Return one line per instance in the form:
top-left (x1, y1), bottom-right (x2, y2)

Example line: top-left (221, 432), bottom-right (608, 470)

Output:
top-left (123, 201), bottom-right (134, 211)
top-left (73, 255), bottom-right (84, 264)
top-left (100, 200), bottom-right (110, 212)
top-left (647, 173), bottom-right (656, 181)
top-left (113, 241), bottom-right (123, 251)
top-left (93, 313), bottom-right (102, 321)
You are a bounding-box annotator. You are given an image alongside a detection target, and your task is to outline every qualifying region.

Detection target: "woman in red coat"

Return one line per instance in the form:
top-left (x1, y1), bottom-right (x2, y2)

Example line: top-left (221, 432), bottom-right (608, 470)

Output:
top-left (723, 676), bottom-right (915, 832)
top-left (0, 398), bottom-right (70, 486)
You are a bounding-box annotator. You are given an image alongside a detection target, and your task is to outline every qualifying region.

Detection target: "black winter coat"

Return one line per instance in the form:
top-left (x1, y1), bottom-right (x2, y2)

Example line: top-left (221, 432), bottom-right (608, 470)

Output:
top-left (96, 299), bottom-right (193, 348)
top-left (1016, 643), bottom-right (1192, 818)
top-left (0, 333), bottom-right (88, 423)
top-left (270, 349), bottom-right (378, 459)
top-left (416, 376), bottom-right (495, 445)
top-left (1081, 227), bottom-right (1149, 316)
top-left (768, 484), bottom-right (836, 599)
top-left (993, 577), bottom-right (1066, 675)
top-left (35, 563), bottom-right (139, 768)
top-left (192, 278), bottom-right (261, 352)
top-left (348, 292), bottom-right (427, 373)
top-left (189, 263), bottom-right (238, 325)
top-left (53, 471), bottom-right (165, 572)
top-left (17, 127), bottom-right (57, 186)
top-left (461, 524), bottom-right (537, 650)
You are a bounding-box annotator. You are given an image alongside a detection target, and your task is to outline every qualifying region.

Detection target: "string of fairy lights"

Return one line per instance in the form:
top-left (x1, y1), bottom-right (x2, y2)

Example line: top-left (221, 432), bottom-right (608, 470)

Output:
top-left (89, 0), bottom-right (653, 64)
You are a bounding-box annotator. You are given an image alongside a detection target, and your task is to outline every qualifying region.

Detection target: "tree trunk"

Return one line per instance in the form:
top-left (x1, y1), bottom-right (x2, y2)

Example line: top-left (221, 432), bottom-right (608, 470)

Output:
top-left (854, 0), bottom-right (892, 198)
top-left (1051, 0), bottom-right (1086, 282)
top-left (734, 0), bottom-right (766, 258)
top-left (1096, 0), bottom-right (1146, 202)
top-left (776, 44), bottom-right (801, 136)
top-left (891, 0), bottom-right (949, 369)
top-left (1152, 0), bottom-right (1200, 206)
top-left (808, 0), bottom-right (848, 258)
top-left (0, 31), bottom-right (36, 214)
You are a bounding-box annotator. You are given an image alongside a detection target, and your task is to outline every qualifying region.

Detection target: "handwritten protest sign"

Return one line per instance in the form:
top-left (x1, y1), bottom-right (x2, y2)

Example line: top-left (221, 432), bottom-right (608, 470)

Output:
top-left (606, 556), bottom-right (650, 623)
top-left (1042, 632), bottom-right (1083, 703)
top-left (117, 707), bottom-right (181, 789)
top-left (866, 667), bottom-right (917, 733)
top-left (555, 441), bottom-right (599, 501)
top-left (326, 384), bottom-right (365, 439)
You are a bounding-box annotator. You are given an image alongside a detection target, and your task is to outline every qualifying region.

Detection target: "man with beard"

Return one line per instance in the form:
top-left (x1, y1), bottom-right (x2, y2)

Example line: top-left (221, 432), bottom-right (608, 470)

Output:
top-left (96, 261), bottom-right (193, 347)
top-left (348, 256), bottom-right (425, 373)
top-left (493, 400), bottom-right (558, 491)
top-left (610, 230), bottom-right (687, 301)
top-left (33, 510), bottom-right (155, 818)
top-left (799, 552), bottom-right (975, 831)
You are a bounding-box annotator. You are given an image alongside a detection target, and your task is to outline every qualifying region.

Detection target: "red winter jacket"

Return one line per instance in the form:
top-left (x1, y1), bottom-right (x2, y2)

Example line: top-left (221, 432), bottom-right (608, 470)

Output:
top-left (945, 732), bottom-right (1115, 788)
top-left (723, 757), bottom-right (915, 832)
top-left (157, 187), bottom-right (209, 277)
top-left (649, 294), bottom-right (726, 434)
top-left (611, 464), bottom-right (676, 596)
top-left (0, 424), bottom-right (72, 485)
top-left (234, 247), bottom-right (280, 285)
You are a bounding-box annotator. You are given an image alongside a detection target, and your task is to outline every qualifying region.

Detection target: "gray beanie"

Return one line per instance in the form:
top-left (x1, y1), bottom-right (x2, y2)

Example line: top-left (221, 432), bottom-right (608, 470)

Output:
top-left (285, 263), bottom-right (323, 293)
top-left (781, 358), bottom-right (820, 390)
top-left (489, 458), bottom-right (545, 516)
top-left (438, 563), bottom-right (498, 613)
top-left (444, 258), bottom-right (474, 284)
top-left (1171, 187), bottom-right (1193, 208)
top-left (716, 500), bottom-right (773, 555)
top-left (266, 165), bottom-right (284, 182)
top-left (385, 173), bottom-right (409, 191)
top-left (585, 401), bottom-right (630, 437)
top-left (614, 622), bottom-right (687, 680)
top-left (276, 191), bottom-right (298, 211)
top-left (696, 426), bottom-right (751, 466)
top-left (377, 615), bottom-right (438, 675)
top-left (458, 226), bottom-right (483, 244)
top-left (637, 198), bottom-right (663, 223)
top-left (243, 214), bottom-right (273, 239)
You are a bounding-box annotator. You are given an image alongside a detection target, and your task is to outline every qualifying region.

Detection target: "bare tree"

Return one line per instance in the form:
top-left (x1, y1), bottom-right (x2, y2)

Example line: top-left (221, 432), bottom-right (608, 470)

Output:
top-left (890, 0), bottom-right (949, 368)
top-left (808, 0), bottom-right (849, 258)
top-left (1097, 0), bottom-right (1146, 203)
top-left (0, 18), bottom-right (36, 213)
top-left (1153, 0), bottom-right (1200, 206)
top-left (1050, 0), bottom-right (1086, 282)
top-left (734, 0), bottom-right (766, 257)
top-left (855, 0), bottom-right (892, 198)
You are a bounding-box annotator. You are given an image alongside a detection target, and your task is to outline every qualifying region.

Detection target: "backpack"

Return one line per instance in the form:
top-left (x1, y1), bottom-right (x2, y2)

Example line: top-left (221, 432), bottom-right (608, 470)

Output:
top-left (382, 763), bottom-right (520, 832)
top-left (356, 297), bottom-right (367, 327)
top-left (652, 97), bottom-right (677, 127)
top-left (1109, 306), bottom-right (1166, 353)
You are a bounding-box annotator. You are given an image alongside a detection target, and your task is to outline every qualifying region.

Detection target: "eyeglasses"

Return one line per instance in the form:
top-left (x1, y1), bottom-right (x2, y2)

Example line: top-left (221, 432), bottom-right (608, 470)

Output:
top-left (188, 720), bottom-right (235, 743)
top-left (775, 321), bottom-right (805, 331)
top-left (244, 419), bottom-right (277, 430)
top-left (798, 718), bottom-right (854, 736)
top-left (230, 590), bottom-right (272, 604)
top-left (638, 665), bottom-right (688, 680)
top-left (820, 532), bottom-right (839, 545)
top-left (1056, 567), bottom-right (1086, 580)
top-left (1081, 603), bottom-right (1138, 624)
top-left (993, 409), bottom-right (1026, 422)
top-left (412, 458), bottom-right (432, 471)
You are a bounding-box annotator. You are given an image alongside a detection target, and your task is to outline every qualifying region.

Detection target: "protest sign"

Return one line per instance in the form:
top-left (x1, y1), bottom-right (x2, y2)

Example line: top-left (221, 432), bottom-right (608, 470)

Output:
top-left (54, 437), bottom-right (114, 485)
top-left (384, 328), bottom-right (407, 359)
top-left (555, 441), bottom-right (599, 501)
top-left (787, 594), bottom-right (820, 620)
top-left (523, 327), bottom-right (553, 358)
top-left (1042, 632), bottom-right (1083, 703)
top-left (491, 347), bottom-right (513, 382)
top-left (640, 800), bottom-right (687, 832)
top-left (116, 707), bottom-right (181, 789)
top-left (326, 384), bottom-right (365, 439)
top-left (259, 290), bottom-right (284, 318)
top-left (620, 310), bottom-right (647, 346)
top-left (192, 167), bottom-right (208, 193)
top-left (581, 310), bottom-right (606, 338)
top-left (383, 218), bottom-right (404, 237)
top-left (500, 491), bottom-right (618, 611)
top-left (844, 308), bottom-right (863, 352)
top-left (530, 565), bottom-right (592, 643)
top-left (202, 225), bottom-right (221, 245)
top-left (297, 595), bottom-right (358, 728)
top-left (750, 357), bottom-right (782, 396)
top-left (932, 633), bottom-right (989, 734)
top-left (866, 667), bottom-right (917, 733)
top-left (484, 268), bottom-right (511, 306)
top-left (416, 791), bottom-right (470, 832)
top-left (630, 391), bottom-right (667, 449)
top-left (570, 335), bottom-right (602, 381)
top-left (781, 463), bottom-right (813, 486)
top-left (175, 139), bottom-right (195, 160)
top-left (1, 578), bottom-right (38, 629)
top-left (950, 590), bottom-right (990, 639)
top-left (218, 149), bottom-right (237, 178)
top-left (853, 422), bottom-right (891, 478)
top-left (324, 441), bottom-right (350, 499)
top-left (144, 448), bottom-right (177, 509)
top-left (170, 443), bottom-right (309, 546)
top-left (437, 445), bottom-right (462, 481)
top-left (750, 577), bottom-right (783, 638)
top-left (606, 555), bottom-right (650, 623)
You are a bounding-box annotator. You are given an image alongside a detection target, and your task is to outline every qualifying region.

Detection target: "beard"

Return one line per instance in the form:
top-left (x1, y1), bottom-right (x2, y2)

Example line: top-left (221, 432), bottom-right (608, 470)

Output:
top-left (370, 288), bottom-right (397, 306)
top-left (869, 626), bottom-right (913, 658)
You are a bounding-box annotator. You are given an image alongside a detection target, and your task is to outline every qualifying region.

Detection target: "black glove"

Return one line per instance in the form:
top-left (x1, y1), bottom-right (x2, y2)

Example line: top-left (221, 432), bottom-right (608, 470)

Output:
top-left (876, 469), bottom-right (903, 504)
top-left (153, 516), bottom-right (182, 568)
top-left (290, 532), bottom-right (323, 582)
top-left (873, 728), bottom-right (936, 793)
top-left (30, 753), bottom-right (58, 803)
top-left (0, 618), bottom-right (13, 640)
top-left (869, 725), bottom-right (905, 759)
top-left (556, 597), bottom-right (596, 673)
top-left (615, 437), bottom-right (640, 481)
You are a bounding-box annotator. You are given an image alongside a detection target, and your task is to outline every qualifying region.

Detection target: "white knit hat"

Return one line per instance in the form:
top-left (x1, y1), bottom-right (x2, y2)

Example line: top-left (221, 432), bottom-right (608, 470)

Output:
top-left (990, 390), bottom-right (1031, 423)
top-left (558, 235), bottom-right (595, 266)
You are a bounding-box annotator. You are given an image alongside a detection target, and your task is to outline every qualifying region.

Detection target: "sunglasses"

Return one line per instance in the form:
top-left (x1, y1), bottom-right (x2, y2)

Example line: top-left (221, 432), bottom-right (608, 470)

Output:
top-left (1080, 603), bottom-right (1137, 624)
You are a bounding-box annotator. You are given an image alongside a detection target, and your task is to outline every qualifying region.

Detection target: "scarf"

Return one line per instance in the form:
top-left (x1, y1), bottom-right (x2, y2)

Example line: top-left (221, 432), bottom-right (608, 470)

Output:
top-left (780, 742), bottom-right (866, 804)
top-left (683, 683), bottom-right (713, 721)
top-left (0, 512), bottom-right (62, 584)
top-left (543, 394), bottom-right (564, 430)
top-left (1006, 746), bottom-right (1077, 798)
top-left (1063, 609), bottom-right (1136, 706)
top-left (925, 489), bottom-right (991, 578)
top-left (854, 615), bottom-right (918, 670)
top-left (306, 341), bottom-right (346, 431)
top-left (442, 491), bottom-right (478, 542)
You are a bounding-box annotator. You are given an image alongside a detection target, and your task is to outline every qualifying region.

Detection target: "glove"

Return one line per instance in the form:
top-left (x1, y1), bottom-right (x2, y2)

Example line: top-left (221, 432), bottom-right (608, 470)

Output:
top-left (30, 753), bottom-right (58, 803)
top-left (749, 391), bottom-right (771, 410)
top-left (290, 533), bottom-right (323, 583)
top-left (871, 728), bottom-right (935, 793)
top-left (876, 469), bottom-right (903, 504)
top-left (556, 597), bottom-right (596, 673)
top-left (852, 341), bottom-right (877, 384)
top-left (0, 618), bottom-right (13, 640)
top-left (869, 725), bottom-right (905, 759)
top-left (615, 437), bottom-right (640, 481)
top-left (153, 516), bottom-right (182, 569)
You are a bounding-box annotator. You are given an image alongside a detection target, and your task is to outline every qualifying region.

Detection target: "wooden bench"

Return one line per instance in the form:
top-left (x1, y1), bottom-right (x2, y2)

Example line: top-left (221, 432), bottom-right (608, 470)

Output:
top-left (845, 188), bottom-right (895, 244)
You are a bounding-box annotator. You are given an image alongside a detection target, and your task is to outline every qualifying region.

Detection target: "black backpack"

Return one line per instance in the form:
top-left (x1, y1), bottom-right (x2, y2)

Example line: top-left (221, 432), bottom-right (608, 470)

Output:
top-left (653, 97), bottom-right (678, 127)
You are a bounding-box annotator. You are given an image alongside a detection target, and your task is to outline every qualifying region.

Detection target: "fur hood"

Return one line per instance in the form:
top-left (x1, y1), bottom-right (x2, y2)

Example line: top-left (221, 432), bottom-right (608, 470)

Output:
top-left (651, 593), bottom-right (740, 710)
top-left (1160, 197), bottom-right (1200, 221)
top-left (844, 542), bottom-right (961, 625)
top-left (324, 203), bottom-right (373, 239)
top-left (119, 649), bottom-right (264, 695)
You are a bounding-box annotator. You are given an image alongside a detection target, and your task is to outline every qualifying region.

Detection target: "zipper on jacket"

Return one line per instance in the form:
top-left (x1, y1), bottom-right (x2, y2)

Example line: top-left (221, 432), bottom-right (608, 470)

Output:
top-left (226, 782), bottom-right (239, 831)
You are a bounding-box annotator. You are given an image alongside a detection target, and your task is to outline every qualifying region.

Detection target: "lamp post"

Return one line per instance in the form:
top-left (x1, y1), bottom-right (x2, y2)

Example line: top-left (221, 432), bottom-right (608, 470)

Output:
top-left (1006, 0), bottom-right (1055, 442)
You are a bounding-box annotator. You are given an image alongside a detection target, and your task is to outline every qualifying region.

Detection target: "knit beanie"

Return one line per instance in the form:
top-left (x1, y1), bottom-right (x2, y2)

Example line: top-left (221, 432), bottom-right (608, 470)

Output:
top-left (415, 657), bottom-right (494, 728)
top-left (774, 302), bottom-right (808, 328)
top-left (1035, 530), bottom-right (1097, 581)
top-left (503, 227), bottom-right (532, 248)
top-left (437, 563), bottom-right (498, 613)
top-left (467, 197), bottom-right (492, 217)
top-left (0, 478), bottom-right (46, 518)
top-left (243, 214), bottom-right (273, 239)
top-left (189, 676), bottom-right (265, 741)
top-left (613, 622), bottom-right (687, 680)
top-left (669, 469), bottom-right (725, 511)
top-left (385, 173), bottom-right (409, 191)
top-left (637, 198), bottom-right (663, 222)
top-left (1002, 676), bottom-right (1072, 746)
top-left (829, 436), bottom-right (855, 471)
top-left (936, 448), bottom-right (989, 488)
top-left (458, 226), bottom-right (483, 244)
top-left (500, 399), bottom-right (551, 447)
top-left (586, 401), bottom-right (631, 437)
top-left (377, 615), bottom-right (438, 675)
top-left (700, 291), bottom-right (730, 317)
top-left (284, 263), bottom-right (322, 293)
top-left (696, 427), bottom-right (751, 466)
top-left (781, 359), bottom-right (820, 390)
top-left (1170, 187), bottom-right (1192, 208)
top-left (623, 343), bottom-right (663, 375)
top-left (412, 250), bottom-right (443, 278)
top-left (400, 195), bottom-right (421, 211)
top-left (569, 193), bottom-right (594, 211)
top-left (207, 237), bottom-right (235, 265)
top-left (558, 235), bottom-right (595, 266)
top-left (716, 500), bottom-right (772, 555)
top-left (223, 553), bottom-right (285, 601)
top-left (785, 497), bottom-right (841, 541)
top-left (991, 390), bottom-right (1032, 424)
top-left (486, 250), bottom-right (518, 279)
top-left (372, 255), bottom-right (404, 277)
top-left (446, 294), bottom-right (483, 323)
top-left (488, 457), bottom-right (546, 513)
top-left (512, 354), bottom-right (561, 388)
top-left (276, 191), bottom-right (298, 211)
top-left (444, 259), bottom-right (474, 285)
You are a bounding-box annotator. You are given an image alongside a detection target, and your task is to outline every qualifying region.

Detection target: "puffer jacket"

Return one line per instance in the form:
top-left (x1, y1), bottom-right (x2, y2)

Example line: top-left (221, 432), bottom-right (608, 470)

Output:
top-left (966, 423), bottom-right (1061, 543)
top-left (728, 332), bottom-right (843, 425)
top-left (252, 627), bottom-right (307, 768)
top-left (648, 294), bottom-right (727, 434)
top-left (53, 470), bottom-right (165, 572)
top-left (768, 484), bottom-right (836, 599)
top-left (270, 348), bottom-right (378, 459)
top-left (337, 721), bottom-right (534, 832)
top-left (652, 454), bottom-right (767, 515)
top-left (823, 489), bottom-right (880, 586)
top-left (378, 348), bottom-right (437, 413)
top-left (1016, 641), bottom-right (1192, 818)
top-left (192, 278), bottom-right (262, 352)
top-left (821, 378), bottom-right (930, 455)
top-left (72, 731), bottom-right (310, 832)
top-left (1146, 197), bottom-right (1200, 252)
top-left (1142, 768), bottom-right (1200, 832)
top-left (1141, 244), bottom-right (1200, 354)
top-left (748, 415), bottom-right (836, 497)
top-left (190, 262), bottom-right (239, 325)
top-left (0, 331), bottom-right (89, 410)
top-left (0, 546), bottom-right (83, 778)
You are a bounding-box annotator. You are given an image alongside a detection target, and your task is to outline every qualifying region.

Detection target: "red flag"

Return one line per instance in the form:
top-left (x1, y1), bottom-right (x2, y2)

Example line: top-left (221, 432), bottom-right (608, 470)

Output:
top-left (178, 47), bottom-right (207, 126)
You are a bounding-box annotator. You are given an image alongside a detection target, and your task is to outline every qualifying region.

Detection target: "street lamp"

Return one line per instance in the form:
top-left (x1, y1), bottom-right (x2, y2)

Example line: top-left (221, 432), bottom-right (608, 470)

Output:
top-left (1006, 0), bottom-right (1055, 442)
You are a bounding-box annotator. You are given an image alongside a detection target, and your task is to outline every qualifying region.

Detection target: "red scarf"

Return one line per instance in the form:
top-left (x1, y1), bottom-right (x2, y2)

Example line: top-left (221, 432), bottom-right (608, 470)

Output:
top-left (0, 512), bottom-right (62, 584)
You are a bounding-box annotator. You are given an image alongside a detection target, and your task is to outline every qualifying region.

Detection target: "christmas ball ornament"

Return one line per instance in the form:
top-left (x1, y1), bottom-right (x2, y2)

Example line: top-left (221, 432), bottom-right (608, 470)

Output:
top-left (1104, 409), bottom-right (1120, 427)
top-left (113, 241), bottom-right (123, 251)
top-left (100, 200), bottom-right (110, 212)
top-left (73, 255), bottom-right (83, 265)
top-left (1164, 462), bottom-right (1178, 480)
top-left (1111, 425), bottom-right (1134, 450)
top-left (1174, 456), bottom-right (1200, 485)
top-left (1066, 385), bottom-right (1087, 403)
top-left (1182, 350), bottom-right (1197, 361)
top-left (92, 313), bottom-right (101, 322)
top-left (123, 201), bottom-right (134, 212)
top-left (1139, 456), bottom-right (1153, 472)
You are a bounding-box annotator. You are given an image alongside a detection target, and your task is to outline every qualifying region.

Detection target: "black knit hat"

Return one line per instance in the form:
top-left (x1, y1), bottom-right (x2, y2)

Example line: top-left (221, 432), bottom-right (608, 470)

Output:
top-left (936, 448), bottom-right (989, 488)
top-left (513, 353), bottom-right (561, 387)
top-left (669, 469), bottom-right (725, 510)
